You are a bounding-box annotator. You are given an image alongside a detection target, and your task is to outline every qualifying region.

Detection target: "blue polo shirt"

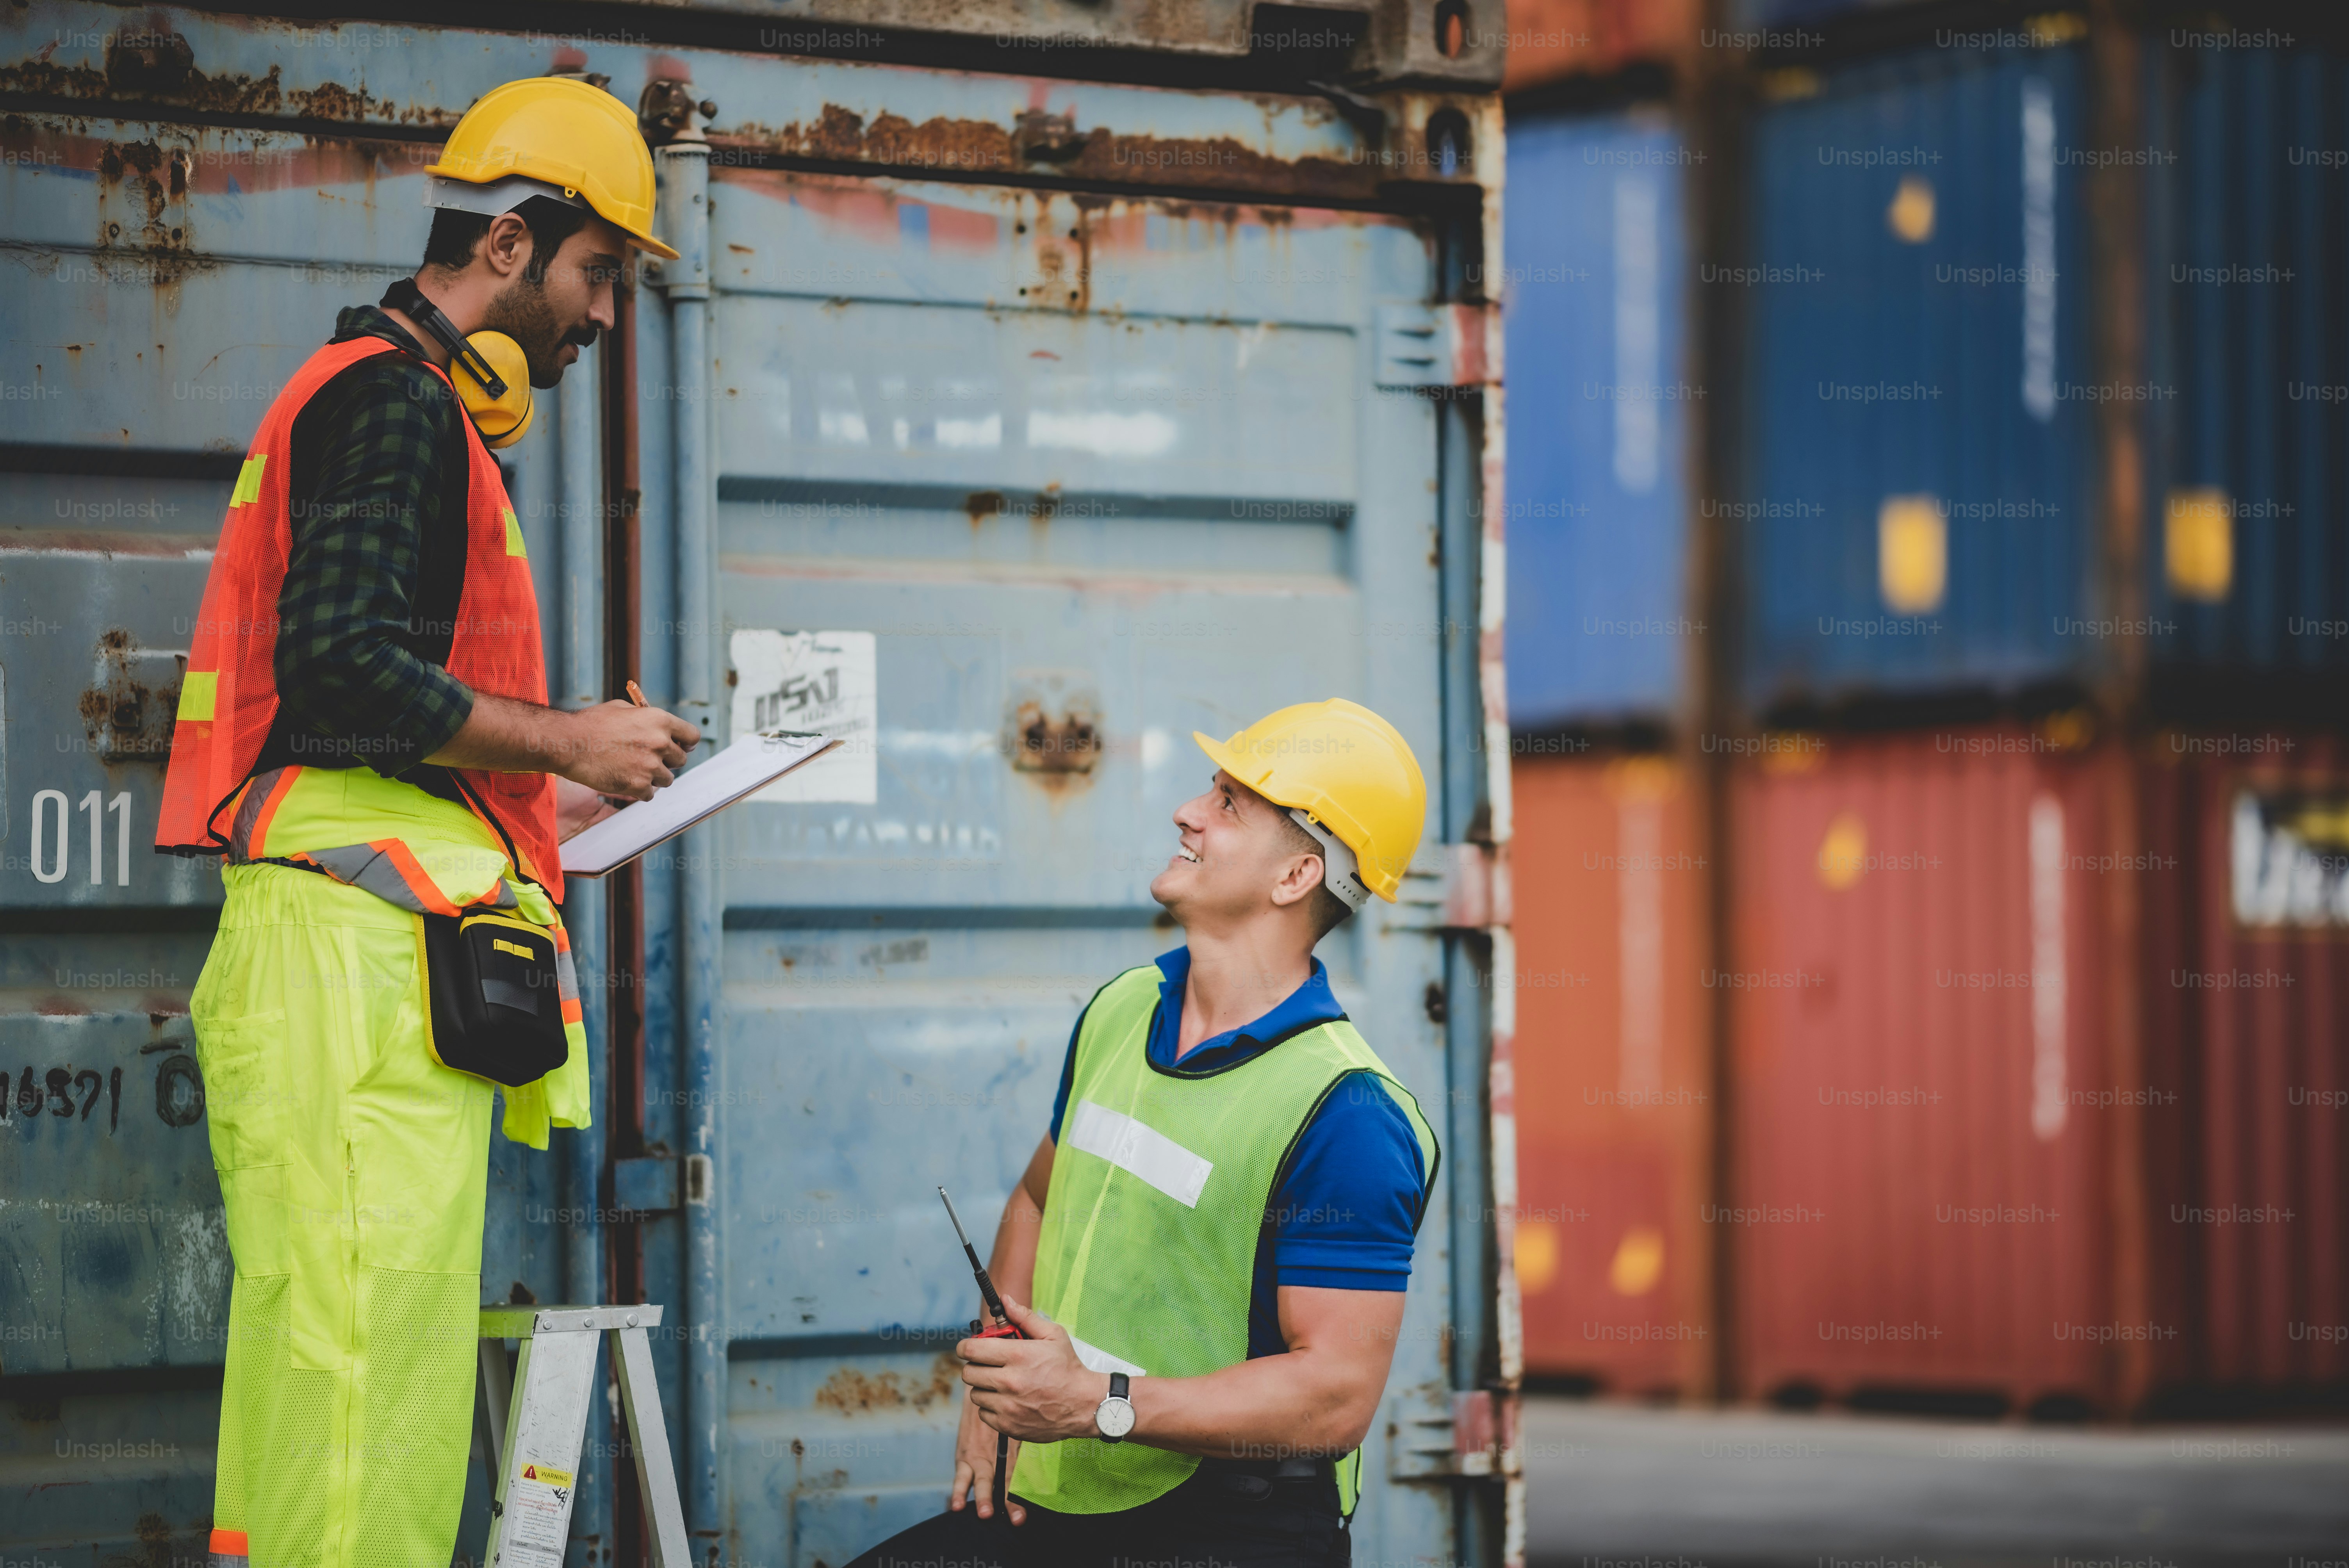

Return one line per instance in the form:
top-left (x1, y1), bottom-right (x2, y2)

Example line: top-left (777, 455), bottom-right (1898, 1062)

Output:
top-left (1046, 946), bottom-right (1433, 1360)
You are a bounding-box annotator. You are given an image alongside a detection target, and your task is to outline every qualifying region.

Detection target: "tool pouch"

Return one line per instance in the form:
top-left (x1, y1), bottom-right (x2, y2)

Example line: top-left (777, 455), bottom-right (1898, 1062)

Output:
top-left (421, 910), bottom-right (570, 1087)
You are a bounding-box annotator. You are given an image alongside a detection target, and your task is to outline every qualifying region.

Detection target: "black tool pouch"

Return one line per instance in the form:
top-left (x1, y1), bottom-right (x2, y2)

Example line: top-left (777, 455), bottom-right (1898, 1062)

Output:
top-left (421, 910), bottom-right (570, 1087)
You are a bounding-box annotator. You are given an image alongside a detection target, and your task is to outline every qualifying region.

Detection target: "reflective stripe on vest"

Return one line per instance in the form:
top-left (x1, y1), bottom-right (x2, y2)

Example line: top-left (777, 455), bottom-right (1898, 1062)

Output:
top-left (1009, 964), bottom-right (1440, 1518)
top-left (155, 334), bottom-right (565, 902)
top-left (224, 764), bottom-right (525, 916)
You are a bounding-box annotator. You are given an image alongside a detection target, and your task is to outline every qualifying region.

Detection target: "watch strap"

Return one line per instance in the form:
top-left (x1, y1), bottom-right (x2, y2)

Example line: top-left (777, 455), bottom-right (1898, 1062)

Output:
top-left (1109, 1371), bottom-right (1128, 1401)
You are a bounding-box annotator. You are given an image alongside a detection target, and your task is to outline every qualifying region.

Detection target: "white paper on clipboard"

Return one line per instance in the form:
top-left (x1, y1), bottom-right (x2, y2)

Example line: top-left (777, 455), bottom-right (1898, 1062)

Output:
top-left (559, 730), bottom-right (842, 878)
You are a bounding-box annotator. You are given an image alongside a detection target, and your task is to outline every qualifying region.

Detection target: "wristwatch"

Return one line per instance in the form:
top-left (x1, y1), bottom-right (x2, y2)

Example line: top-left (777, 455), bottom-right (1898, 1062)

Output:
top-left (1094, 1372), bottom-right (1135, 1443)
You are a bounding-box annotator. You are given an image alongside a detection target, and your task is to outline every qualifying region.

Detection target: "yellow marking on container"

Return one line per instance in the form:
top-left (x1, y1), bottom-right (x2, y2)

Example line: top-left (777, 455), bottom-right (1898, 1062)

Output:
top-left (492, 938), bottom-right (535, 959)
top-left (1818, 811), bottom-right (1869, 891)
top-left (2165, 488), bottom-right (2233, 601)
top-left (1608, 1225), bottom-right (1665, 1297)
top-left (1887, 175), bottom-right (1936, 244)
top-left (1878, 494), bottom-right (1948, 613)
top-left (1513, 1220), bottom-right (1559, 1297)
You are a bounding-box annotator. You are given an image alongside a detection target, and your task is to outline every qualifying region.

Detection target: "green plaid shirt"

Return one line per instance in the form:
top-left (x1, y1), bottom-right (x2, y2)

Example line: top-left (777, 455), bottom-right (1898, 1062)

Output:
top-left (268, 305), bottom-right (477, 775)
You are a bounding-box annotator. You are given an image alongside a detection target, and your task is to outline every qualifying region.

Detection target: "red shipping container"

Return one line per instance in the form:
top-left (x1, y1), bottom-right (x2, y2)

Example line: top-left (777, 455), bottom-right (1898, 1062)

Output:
top-left (1728, 727), bottom-right (2126, 1413)
top-left (2138, 732), bottom-right (2349, 1407)
top-left (1511, 755), bottom-right (1715, 1395)
top-left (1501, 0), bottom-right (1700, 95)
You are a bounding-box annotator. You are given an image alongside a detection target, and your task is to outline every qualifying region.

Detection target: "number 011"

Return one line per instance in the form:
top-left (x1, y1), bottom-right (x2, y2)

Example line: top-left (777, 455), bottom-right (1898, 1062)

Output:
top-left (29, 789), bottom-right (132, 886)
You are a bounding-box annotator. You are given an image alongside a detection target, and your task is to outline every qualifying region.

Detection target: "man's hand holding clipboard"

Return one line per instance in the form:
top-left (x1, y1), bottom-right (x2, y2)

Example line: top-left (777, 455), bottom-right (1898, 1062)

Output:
top-left (558, 696), bottom-right (842, 877)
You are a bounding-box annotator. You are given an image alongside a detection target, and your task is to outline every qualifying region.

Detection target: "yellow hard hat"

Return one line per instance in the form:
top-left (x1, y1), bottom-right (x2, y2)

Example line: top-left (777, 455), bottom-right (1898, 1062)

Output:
top-left (1194, 698), bottom-right (1427, 905)
top-left (424, 77), bottom-right (681, 261)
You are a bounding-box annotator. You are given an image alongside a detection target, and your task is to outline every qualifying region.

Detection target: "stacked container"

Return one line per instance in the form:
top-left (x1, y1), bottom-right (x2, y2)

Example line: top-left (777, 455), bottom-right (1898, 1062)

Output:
top-left (1727, 727), bottom-right (2124, 1411)
top-left (1502, 109), bottom-right (1696, 734)
top-left (2137, 732), bottom-right (2349, 1409)
top-left (2142, 42), bottom-right (2349, 721)
top-left (1511, 757), bottom-right (1715, 1395)
top-left (1740, 44), bottom-right (2098, 716)
top-left (1501, 95), bottom-right (1715, 1383)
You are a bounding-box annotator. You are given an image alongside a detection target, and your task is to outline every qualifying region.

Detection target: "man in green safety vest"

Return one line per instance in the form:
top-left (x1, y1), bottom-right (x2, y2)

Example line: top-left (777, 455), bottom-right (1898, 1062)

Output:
top-left (850, 697), bottom-right (1442, 1568)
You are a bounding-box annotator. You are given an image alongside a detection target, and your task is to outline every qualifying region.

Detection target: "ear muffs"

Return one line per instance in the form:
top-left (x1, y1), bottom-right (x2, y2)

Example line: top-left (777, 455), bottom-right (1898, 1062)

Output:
top-left (379, 278), bottom-right (537, 449)
top-left (449, 331), bottom-right (534, 449)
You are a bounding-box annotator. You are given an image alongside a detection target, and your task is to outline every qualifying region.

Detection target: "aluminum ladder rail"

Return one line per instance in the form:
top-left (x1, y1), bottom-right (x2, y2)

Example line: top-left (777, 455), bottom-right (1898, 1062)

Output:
top-left (477, 1304), bottom-right (692, 1568)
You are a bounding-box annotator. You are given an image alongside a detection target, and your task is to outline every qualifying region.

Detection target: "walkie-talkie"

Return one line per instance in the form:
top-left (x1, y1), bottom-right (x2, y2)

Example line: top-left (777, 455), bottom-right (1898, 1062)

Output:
top-left (940, 1187), bottom-right (1026, 1519)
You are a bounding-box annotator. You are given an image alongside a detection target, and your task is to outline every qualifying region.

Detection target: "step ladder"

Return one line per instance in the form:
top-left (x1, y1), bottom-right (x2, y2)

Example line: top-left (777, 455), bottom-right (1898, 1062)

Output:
top-left (476, 1304), bottom-right (692, 1568)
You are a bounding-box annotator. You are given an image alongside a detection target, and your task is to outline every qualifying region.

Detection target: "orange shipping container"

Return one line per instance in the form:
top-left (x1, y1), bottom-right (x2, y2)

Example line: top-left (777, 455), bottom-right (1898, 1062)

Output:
top-left (1729, 727), bottom-right (2128, 1414)
top-left (1510, 755), bottom-right (1714, 1395)
top-left (1501, 0), bottom-right (1701, 95)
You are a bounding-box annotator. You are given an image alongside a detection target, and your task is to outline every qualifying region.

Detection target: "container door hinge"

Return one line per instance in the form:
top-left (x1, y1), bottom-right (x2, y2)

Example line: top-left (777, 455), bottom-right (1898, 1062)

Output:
top-left (1374, 302), bottom-right (1497, 388)
top-left (1440, 842), bottom-right (1510, 930)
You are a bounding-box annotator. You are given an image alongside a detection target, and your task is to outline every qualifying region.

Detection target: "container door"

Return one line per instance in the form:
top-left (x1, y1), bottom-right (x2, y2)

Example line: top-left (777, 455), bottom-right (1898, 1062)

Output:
top-left (682, 163), bottom-right (1463, 1568)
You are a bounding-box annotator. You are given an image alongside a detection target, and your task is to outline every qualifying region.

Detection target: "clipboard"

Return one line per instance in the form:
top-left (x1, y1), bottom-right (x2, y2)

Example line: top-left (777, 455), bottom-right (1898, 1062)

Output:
top-left (560, 729), bottom-right (843, 878)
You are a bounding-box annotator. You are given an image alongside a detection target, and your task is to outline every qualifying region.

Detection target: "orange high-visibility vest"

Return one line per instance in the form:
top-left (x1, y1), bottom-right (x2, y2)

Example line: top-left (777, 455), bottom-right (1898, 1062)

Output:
top-left (156, 334), bottom-right (565, 905)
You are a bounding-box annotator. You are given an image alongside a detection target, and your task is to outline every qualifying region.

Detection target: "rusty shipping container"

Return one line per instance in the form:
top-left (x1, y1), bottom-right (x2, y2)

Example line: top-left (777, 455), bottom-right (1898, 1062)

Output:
top-left (2137, 731), bottom-right (2349, 1411)
top-left (1510, 755), bottom-right (1714, 1396)
top-left (1727, 726), bottom-right (2129, 1413)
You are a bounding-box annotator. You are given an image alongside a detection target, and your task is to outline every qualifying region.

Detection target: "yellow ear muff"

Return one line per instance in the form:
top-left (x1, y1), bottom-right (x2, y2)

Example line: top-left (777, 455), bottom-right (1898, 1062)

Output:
top-left (451, 330), bottom-right (535, 449)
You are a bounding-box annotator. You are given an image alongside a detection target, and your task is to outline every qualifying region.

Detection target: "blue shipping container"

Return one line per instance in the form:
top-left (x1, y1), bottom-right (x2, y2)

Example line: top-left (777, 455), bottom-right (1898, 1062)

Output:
top-left (2142, 39), bottom-right (2349, 703)
top-left (1741, 44), bottom-right (2100, 713)
top-left (1502, 109), bottom-right (1693, 732)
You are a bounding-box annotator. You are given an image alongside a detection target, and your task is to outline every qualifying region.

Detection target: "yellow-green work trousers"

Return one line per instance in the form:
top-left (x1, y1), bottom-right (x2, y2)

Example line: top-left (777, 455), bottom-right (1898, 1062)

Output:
top-left (194, 863), bottom-right (495, 1568)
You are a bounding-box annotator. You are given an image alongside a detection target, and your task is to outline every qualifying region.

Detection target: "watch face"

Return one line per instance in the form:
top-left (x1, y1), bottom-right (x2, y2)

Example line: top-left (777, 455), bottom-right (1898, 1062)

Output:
top-left (1096, 1395), bottom-right (1136, 1440)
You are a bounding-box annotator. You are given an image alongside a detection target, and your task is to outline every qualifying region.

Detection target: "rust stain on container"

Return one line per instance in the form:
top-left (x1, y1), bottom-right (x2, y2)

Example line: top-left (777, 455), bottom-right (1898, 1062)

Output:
top-left (715, 102), bottom-right (1377, 202)
top-left (1512, 755), bottom-right (1714, 1396)
top-left (812, 1354), bottom-right (958, 1415)
top-left (1730, 728), bottom-right (2124, 1415)
top-left (80, 629), bottom-right (181, 764)
top-left (0, 31), bottom-right (433, 123)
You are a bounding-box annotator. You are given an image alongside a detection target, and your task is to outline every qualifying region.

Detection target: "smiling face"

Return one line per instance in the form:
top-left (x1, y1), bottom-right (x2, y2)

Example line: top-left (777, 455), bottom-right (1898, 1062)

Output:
top-left (1150, 770), bottom-right (1329, 934)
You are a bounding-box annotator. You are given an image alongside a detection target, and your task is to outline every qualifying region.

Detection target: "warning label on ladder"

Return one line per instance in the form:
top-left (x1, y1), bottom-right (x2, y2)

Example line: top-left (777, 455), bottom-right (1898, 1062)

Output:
top-left (499, 1459), bottom-right (577, 1568)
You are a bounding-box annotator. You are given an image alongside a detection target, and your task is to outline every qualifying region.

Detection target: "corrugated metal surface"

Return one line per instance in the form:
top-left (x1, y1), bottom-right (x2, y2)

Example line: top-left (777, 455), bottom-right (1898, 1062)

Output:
top-left (1729, 728), bottom-right (2119, 1410)
top-left (2142, 41), bottom-right (2349, 715)
top-left (1502, 110), bottom-right (1693, 732)
top-left (1741, 46), bottom-right (2099, 716)
top-left (1510, 756), bottom-right (1713, 1395)
top-left (0, 5), bottom-right (1511, 1564)
top-left (1500, 0), bottom-right (1697, 94)
top-left (2137, 732), bottom-right (2349, 1408)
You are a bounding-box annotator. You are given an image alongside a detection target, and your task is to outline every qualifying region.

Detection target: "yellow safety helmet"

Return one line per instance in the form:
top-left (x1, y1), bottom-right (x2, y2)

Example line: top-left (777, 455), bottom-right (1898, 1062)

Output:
top-left (1194, 698), bottom-right (1427, 907)
top-left (424, 76), bottom-right (681, 261)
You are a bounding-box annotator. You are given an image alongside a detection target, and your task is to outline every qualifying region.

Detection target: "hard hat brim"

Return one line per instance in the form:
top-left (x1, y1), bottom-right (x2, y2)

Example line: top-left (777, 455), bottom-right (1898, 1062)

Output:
top-left (421, 160), bottom-right (683, 262)
top-left (1193, 729), bottom-right (1395, 902)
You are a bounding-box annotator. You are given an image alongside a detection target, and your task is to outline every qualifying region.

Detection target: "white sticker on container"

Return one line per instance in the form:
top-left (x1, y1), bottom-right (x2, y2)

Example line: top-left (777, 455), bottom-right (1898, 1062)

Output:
top-left (730, 630), bottom-right (878, 804)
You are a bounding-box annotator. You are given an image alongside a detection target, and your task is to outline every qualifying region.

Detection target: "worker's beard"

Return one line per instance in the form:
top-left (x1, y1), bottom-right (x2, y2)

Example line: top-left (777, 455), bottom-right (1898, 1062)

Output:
top-left (481, 270), bottom-right (595, 389)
